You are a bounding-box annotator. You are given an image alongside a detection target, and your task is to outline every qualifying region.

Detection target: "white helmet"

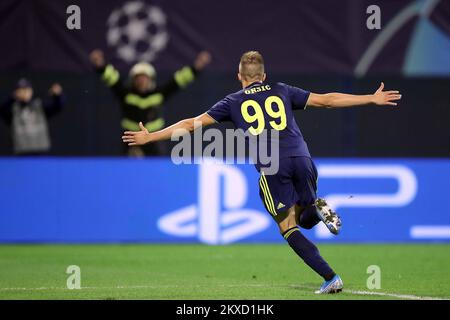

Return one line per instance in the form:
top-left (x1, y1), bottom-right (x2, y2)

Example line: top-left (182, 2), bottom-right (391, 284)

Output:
top-left (129, 62), bottom-right (156, 79)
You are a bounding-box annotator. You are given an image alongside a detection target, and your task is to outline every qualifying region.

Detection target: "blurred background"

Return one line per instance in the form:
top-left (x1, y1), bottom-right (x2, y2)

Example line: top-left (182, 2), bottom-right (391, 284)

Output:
top-left (0, 0), bottom-right (449, 244)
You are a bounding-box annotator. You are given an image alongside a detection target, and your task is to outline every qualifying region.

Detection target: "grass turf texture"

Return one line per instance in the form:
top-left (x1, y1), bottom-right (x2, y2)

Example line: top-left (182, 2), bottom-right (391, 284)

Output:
top-left (0, 244), bottom-right (448, 300)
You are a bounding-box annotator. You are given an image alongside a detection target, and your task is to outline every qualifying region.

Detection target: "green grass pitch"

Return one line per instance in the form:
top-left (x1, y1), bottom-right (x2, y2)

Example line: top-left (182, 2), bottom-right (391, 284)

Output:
top-left (0, 244), bottom-right (448, 300)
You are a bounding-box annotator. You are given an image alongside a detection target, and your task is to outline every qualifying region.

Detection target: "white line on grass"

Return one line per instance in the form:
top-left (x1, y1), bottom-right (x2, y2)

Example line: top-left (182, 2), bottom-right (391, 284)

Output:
top-left (345, 289), bottom-right (446, 300)
top-left (288, 284), bottom-right (447, 300)
top-left (0, 284), bottom-right (447, 300)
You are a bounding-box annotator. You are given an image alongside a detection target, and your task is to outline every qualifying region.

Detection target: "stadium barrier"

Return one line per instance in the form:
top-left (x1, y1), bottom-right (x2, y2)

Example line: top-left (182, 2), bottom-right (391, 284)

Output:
top-left (0, 158), bottom-right (449, 243)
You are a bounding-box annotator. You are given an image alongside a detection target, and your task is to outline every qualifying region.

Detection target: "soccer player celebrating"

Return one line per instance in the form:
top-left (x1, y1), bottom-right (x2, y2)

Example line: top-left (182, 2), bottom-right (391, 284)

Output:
top-left (122, 51), bottom-right (402, 294)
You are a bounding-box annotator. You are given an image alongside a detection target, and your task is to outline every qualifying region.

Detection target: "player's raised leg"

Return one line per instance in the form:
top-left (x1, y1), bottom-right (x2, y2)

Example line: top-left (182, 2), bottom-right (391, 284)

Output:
top-left (292, 157), bottom-right (342, 235)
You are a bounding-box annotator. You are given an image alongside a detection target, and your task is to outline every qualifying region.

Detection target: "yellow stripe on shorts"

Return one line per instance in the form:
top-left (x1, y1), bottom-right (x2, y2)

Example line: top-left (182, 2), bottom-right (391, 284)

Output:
top-left (261, 173), bottom-right (276, 213)
top-left (260, 172), bottom-right (277, 216)
top-left (259, 178), bottom-right (275, 216)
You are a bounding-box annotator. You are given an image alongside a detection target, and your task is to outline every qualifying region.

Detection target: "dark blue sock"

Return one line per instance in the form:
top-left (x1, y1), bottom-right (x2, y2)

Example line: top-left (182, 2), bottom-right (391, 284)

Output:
top-left (299, 205), bottom-right (321, 229)
top-left (283, 227), bottom-right (335, 281)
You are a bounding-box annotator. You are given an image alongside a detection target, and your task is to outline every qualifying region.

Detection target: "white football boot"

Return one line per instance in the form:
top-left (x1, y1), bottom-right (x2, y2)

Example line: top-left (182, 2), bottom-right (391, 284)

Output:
top-left (315, 275), bottom-right (344, 294)
top-left (315, 198), bottom-right (342, 235)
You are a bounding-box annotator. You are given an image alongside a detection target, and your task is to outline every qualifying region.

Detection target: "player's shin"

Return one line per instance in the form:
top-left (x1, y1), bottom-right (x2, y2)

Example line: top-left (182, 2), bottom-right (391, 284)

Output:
top-left (282, 227), bottom-right (335, 281)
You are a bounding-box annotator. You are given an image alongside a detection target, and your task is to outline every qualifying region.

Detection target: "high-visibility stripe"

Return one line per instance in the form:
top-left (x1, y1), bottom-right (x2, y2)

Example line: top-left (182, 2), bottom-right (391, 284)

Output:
top-left (259, 178), bottom-right (275, 216)
top-left (283, 227), bottom-right (300, 240)
top-left (144, 118), bottom-right (165, 132)
top-left (121, 118), bottom-right (165, 132)
top-left (260, 173), bottom-right (276, 215)
top-left (121, 118), bottom-right (140, 131)
top-left (174, 66), bottom-right (195, 88)
top-left (102, 64), bottom-right (120, 87)
top-left (125, 93), bottom-right (164, 109)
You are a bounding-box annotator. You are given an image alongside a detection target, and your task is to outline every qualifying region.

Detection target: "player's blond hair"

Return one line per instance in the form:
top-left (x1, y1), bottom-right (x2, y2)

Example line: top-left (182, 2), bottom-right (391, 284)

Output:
top-left (239, 51), bottom-right (265, 81)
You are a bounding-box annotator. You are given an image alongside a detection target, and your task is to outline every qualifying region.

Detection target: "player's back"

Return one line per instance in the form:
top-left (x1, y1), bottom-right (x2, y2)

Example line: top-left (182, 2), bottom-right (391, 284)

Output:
top-left (207, 81), bottom-right (311, 167)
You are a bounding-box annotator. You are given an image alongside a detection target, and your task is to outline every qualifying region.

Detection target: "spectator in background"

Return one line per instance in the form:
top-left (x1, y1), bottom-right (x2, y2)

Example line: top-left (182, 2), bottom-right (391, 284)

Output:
top-left (89, 49), bottom-right (211, 157)
top-left (0, 79), bottom-right (64, 156)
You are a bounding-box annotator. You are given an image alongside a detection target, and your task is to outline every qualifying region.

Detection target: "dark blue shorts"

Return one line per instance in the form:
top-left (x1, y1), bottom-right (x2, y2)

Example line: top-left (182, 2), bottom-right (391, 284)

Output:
top-left (258, 156), bottom-right (318, 216)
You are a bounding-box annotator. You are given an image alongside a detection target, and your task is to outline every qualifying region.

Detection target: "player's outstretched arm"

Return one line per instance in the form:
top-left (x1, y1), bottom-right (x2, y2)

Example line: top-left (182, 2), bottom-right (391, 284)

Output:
top-left (122, 113), bottom-right (216, 146)
top-left (306, 82), bottom-right (401, 108)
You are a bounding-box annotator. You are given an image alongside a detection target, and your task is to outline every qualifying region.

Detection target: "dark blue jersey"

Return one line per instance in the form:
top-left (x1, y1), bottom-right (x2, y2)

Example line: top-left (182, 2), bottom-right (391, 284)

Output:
top-left (207, 82), bottom-right (311, 164)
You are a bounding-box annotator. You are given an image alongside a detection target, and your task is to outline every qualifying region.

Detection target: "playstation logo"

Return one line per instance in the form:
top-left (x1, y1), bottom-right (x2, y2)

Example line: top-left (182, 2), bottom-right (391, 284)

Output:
top-left (157, 160), bottom-right (271, 244)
